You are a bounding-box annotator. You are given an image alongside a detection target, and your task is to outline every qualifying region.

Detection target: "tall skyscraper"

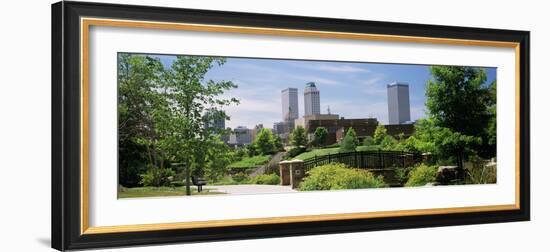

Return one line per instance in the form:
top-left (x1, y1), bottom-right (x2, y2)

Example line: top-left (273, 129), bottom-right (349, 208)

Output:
top-left (387, 82), bottom-right (411, 124)
top-left (281, 88), bottom-right (299, 121)
top-left (304, 82), bottom-right (321, 116)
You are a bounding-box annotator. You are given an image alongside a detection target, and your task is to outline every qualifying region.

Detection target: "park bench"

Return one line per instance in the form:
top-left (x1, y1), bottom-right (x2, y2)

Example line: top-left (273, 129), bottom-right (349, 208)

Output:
top-left (191, 176), bottom-right (207, 192)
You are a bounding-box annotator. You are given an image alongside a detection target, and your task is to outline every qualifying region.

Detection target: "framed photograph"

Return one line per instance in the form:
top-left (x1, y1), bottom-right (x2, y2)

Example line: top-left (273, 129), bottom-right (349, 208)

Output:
top-left (52, 1), bottom-right (530, 250)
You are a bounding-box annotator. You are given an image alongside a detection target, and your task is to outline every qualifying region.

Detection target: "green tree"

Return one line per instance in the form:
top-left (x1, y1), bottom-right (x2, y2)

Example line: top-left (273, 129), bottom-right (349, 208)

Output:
top-left (362, 136), bottom-right (375, 146)
top-left (486, 80), bottom-right (497, 146)
top-left (373, 125), bottom-right (388, 144)
top-left (426, 66), bottom-right (495, 157)
top-left (118, 54), bottom-right (168, 186)
top-left (272, 135), bottom-right (284, 152)
top-left (117, 54), bottom-right (240, 190)
top-left (254, 128), bottom-right (276, 155)
top-left (205, 136), bottom-right (233, 181)
top-left (245, 143), bottom-right (258, 156)
top-left (313, 127), bottom-right (329, 147)
top-left (405, 118), bottom-right (481, 165)
top-left (290, 126), bottom-right (307, 148)
top-left (380, 135), bottom-right (398, 151)
top-left (159, 56), bottom-right (239, 194)
top-left (340, 128), bottom-right (359, 152)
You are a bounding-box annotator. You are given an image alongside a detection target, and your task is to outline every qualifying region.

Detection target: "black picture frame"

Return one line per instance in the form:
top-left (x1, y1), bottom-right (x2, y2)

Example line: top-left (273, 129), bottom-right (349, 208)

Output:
top-left (52, 1), bottom-right (530, 251)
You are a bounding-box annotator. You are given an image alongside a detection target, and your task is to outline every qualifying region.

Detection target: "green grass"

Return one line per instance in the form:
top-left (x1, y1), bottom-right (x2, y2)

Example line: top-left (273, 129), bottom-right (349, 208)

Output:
top-left (293, 145), bottom-right (382, 161)
top-left (228, 154), bottom-right (271, 169)
top-left (118, 186), bottom-right (225, 198)
top-left (210, 176), bottom-right (248, 185)
top-left (293, 147), bottom-right (340, 160)
top-left (356, 145), bottom-right (382, 152)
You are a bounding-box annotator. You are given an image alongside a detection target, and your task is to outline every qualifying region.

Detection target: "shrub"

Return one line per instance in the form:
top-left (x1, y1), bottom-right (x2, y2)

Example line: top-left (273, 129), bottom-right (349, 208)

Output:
top-left (405, 164), bottom-right (438, 187)
top-left (284, 147), bottom-right (306, 160)
top-left (299, 163), bottom-right (387, 191)
top-left (246, 143), bottom-right (258, 156)
top-left (373, 125), bottom-right (388, 144)
top-left (290, 126), bottom-right (308, 147)
top-left (254, 128), bottom-right (277, 155)
top-left (250, 174), bottom-right (281, 185)
top-left (362, 136), bottom-right (375, 146)
top-left (324, 143), bottom-right (341, 149)
top-left (231, 172), bottom-right (249, 183)
top-left (465, 156), bottom-right (497, 184)
top-left (170, 181), bottom-right (185, 187)
top-left (210, 176), bottom-right (239, 185)
top-left (229, 155), bottom-right (271, 169)
top-left (118, 185), bottom-right (128, 192)
top-left (380, 135), bottom-right (399, 151)
top-left (139, 168), bottom-right (175, 187)
top-left (340, 128), bottom-right (359, 152)
top-left (313, 127), bottom-right (329, 147)
top-left (395, 166), bottom-right (414, 185)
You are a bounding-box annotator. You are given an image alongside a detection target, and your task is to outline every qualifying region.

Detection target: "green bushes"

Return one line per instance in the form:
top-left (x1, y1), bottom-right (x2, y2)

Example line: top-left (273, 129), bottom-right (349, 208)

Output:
top-left (139, 168), bottom-right (175, 187)
top-left (210, 173), bottom-right (280, 185)
top-left (231, 172), bottom-right (249, 183)
top-left (283, 147), bottom-right (306, 160)
top-left (313, 127), bottom-right (329, 147)
top-left (340, 128), bottom-right (359, 152)
top-left (405, 164), bottom-right (438, 187)
top-left (362, 136), bottom-right (375, 146)
top-left (250, 174), bottom-right (281, 185)
top-left (299, 163), bottom-right (387, 191)
top-left (465, 156), bottom-right (497, 184)
top-left (170, 181), bottom-right (185, 187)
top-left (228, 155), bottom-right (271, 169)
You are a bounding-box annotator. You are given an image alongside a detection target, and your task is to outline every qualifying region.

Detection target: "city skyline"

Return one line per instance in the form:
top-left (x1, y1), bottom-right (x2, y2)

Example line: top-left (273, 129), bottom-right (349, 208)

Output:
top-left (281, 88), bottom-right (299, 121)
top-left (387, 82), bottom-right (411, 124)
top-left (155, 55), bottom-right (496, 129)
top-left (304, 82), bottom-right (321, 116)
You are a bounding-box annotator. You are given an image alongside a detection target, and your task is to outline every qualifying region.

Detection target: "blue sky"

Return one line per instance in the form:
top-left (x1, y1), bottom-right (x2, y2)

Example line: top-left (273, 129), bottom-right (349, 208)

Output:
top-left (154, 55), bottom-right (496, 129)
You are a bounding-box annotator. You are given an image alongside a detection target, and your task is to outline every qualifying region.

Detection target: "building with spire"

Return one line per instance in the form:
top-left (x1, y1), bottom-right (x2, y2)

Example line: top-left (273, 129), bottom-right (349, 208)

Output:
top-left (304, 82), bottom-right (321, 116)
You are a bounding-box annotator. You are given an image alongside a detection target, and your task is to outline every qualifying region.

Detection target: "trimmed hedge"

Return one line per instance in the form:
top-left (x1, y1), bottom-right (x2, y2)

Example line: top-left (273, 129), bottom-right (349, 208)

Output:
top-left (299, 163), bottom-right (387, 191)
top-left (405, 164), bottom-right (438, 187)
top-left (139, 168), bottom-right (175, 187)
top-left (250, 174), bottom-right (281, 185)
top-left (228, 155), bottom-right (271, 169)
top-left (283, 147), bottom-right (306, 160)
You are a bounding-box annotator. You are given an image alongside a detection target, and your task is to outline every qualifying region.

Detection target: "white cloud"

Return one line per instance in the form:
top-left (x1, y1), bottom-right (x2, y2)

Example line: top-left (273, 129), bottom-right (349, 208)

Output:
top-left (224, 98), bottom-right (281, 129)
top-left (410, 106), bottom-right (427, 121)
top-left (288, 62), bottom-right (370, 73)
top-left (359, 76), bottom-right (387, 97)
top-left (291, 75), bottom-right (345, 86)
top-left (323, 99), bottom-right (389, 124)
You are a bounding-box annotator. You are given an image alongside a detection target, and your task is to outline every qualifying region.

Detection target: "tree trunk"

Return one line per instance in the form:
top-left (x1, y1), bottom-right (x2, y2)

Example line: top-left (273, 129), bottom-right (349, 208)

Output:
top-left (185, 162), bottom-right (191, 196)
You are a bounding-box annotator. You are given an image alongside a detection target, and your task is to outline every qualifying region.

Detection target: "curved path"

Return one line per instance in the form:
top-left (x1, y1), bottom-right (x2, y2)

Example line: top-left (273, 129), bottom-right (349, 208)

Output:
top-left (249, 152), bottom-right (286, 177)
top-left (204, 184), bottom-right (297, 195)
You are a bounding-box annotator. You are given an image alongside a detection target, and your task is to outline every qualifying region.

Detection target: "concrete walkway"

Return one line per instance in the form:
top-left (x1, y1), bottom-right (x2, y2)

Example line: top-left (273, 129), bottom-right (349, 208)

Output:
top-left (204, 184), bottom-right (297, 195)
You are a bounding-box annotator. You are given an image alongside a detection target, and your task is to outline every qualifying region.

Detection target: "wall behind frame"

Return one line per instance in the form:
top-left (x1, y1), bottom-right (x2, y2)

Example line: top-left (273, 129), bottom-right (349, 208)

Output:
top-left (0, 0), bottom-right (545, 251)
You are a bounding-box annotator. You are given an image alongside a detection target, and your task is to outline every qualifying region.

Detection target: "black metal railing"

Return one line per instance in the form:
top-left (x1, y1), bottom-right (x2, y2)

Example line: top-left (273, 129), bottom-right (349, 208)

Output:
top-left (302, 150), bottom-right (423, 172)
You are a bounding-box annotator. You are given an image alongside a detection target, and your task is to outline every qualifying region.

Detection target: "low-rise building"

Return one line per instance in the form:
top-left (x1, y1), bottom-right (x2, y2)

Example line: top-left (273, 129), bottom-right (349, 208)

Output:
top-left (227, 126), bottom-right (253, 147)
top-left (303, 117), bottom-right (415, 145)
top-left (335, 123), bottom-right (415, 143)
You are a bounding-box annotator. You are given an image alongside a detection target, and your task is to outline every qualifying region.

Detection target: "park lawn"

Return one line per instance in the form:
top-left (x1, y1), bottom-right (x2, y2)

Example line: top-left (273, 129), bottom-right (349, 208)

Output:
top-left (293, 147), bottom-right (341, 160)
top-left (357, 145), bottom-right (382, 151)
top-left (228, 154), bottom-right (271, 169)
top-left (293, 145), bottom-right (382, 161)
top-left (118, 186), bottom-right (225, 198)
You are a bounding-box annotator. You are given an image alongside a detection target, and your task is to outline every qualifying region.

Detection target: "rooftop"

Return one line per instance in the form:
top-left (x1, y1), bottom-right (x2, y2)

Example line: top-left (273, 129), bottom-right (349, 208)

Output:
top-left (305, 82), bottom-right (316, 88)
top-left (387, 82), bottom-right (409, 88)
